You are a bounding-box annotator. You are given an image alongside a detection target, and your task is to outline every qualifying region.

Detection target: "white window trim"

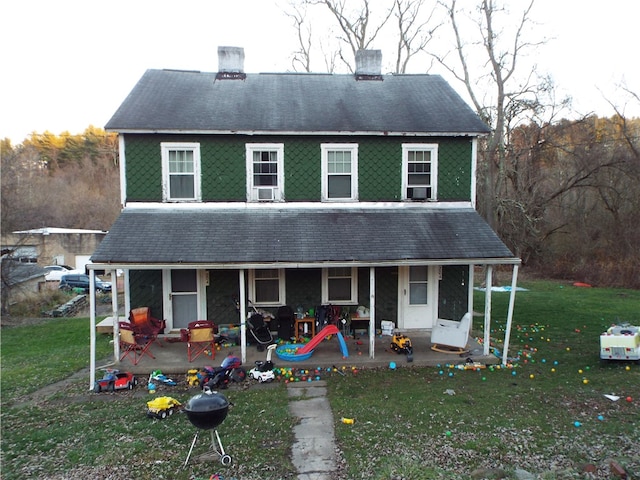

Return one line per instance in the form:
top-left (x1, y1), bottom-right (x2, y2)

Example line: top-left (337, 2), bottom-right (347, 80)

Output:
top-left (321, 143), bottom-right (359, 201)
top-left (246, 143), bottom-right (285, 202)
top-left (161, 142), bottom-right (201, 202)
top-left (248, 268), bottom-right (286, 307)
top-left (401, 143), bottom-right (438, 201)
top-left (321, 267), bottom-right (358, 305)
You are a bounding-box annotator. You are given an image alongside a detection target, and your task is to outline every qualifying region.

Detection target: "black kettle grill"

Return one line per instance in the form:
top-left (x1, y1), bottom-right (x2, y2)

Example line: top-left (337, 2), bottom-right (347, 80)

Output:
top-left (183, 387), bottom-right (232, 467)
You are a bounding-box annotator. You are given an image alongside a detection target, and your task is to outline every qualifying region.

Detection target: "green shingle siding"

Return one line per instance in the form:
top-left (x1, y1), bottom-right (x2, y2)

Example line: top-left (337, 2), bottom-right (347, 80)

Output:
top-left (124, 134), bottom-right (473, 203)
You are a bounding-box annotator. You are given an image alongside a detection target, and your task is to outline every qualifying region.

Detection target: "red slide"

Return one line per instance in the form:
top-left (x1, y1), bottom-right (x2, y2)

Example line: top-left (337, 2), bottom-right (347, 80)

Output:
top-left (298, 324), bottom-right (340, 354)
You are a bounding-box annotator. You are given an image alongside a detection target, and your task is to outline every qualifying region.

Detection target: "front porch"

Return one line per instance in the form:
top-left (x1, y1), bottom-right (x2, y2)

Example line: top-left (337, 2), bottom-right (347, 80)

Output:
top-left (96, 328), bottom-right (499, 377)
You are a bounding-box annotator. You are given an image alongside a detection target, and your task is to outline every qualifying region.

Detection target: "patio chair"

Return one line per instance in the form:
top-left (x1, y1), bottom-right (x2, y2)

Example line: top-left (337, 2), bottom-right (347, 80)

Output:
top-left (430, 312), bottom-right (472, 351)
top-left (187, 320), bottom-right (217, 362)
top-left (129, 307), bottom-right (166, 345)
top-left (119, 321), bottom-right (156, 365)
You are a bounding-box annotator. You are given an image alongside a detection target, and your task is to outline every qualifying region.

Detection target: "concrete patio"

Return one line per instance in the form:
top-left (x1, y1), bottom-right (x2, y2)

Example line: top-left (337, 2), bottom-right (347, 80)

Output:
top-left (96, 325), bottom-right (498, 376)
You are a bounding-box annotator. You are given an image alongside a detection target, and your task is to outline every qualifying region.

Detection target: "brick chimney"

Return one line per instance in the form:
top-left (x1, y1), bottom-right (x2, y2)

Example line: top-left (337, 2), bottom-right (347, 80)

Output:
top-left (217, 46), bottom-right (246, 80)
top-left (355, 49), bottom-right (382, 80)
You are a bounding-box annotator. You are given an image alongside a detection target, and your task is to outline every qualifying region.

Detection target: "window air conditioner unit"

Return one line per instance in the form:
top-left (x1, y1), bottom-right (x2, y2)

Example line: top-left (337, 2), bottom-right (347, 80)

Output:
top-left (256, 187), bottom-right (275, 201)
top-left (408, 187), bottom-right (428, 200)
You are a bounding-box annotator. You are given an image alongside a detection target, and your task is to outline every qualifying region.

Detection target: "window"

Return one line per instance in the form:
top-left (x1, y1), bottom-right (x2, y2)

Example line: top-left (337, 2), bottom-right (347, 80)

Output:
top-left (409, 266), bottom-right (429, 305)
top-left (321, 144), bottom-right (358, 201)
top-left (322, 267), bottom-right (357, 304)
top-left (248, 269), bottom-right (285, 305)
top-left (161, 143), bottom-right (201, 201)
top-left (246, 144), bottom-right (284, 201)
top-left (402, 144), bottom-right (438, 201)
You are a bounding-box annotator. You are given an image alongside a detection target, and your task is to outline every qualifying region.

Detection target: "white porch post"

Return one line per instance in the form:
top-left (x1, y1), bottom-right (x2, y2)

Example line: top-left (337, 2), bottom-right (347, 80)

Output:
top-left (123, 269), bottom-right (131, 316)
top-left (111, 269), bottom-right (120, 360)
top-left (468, 264), bottom-right (475, 328)
top-left (239, 269), bottom-right (247, 364)
top-left (369, 267), bottom-right (375, 359)
top-left (501, 264), bottom-right (519, 366)
top-left (89, 271), bottom-right (96, 390)
top-left (483, 265), bottom-right (493, 356)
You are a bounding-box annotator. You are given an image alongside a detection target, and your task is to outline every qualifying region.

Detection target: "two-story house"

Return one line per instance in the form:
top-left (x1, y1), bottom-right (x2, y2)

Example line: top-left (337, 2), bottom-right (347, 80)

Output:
top-left (89, 47), bottom-right (520, 369)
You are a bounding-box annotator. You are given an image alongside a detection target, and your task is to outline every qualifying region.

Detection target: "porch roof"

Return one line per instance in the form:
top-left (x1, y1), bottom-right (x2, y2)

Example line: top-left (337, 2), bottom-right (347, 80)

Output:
top-left (90, 204), bottom-right (519, 269)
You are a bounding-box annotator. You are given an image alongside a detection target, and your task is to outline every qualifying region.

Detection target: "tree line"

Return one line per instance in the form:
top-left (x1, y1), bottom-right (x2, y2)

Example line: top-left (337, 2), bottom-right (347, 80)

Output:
top-left (1, 127), bottom-right (120, 233)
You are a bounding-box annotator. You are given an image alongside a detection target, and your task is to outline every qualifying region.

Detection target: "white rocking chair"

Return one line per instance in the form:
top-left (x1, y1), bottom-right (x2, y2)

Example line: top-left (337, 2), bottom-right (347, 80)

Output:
top-left (430, 312), bottom-right (471, 352)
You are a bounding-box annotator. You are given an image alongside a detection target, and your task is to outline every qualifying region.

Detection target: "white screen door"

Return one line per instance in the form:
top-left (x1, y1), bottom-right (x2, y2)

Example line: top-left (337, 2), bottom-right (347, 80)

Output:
top-left (399, 266), bottom-right (437, 329)
top-left (171, 270), bottom-right (198, 329)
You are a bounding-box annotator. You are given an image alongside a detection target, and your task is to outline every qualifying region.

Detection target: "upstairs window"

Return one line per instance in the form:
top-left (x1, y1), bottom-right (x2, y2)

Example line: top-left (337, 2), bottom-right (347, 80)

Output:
top-left (161, 143), bottom-right (201, 201)
top-left (321, 144), bottom-right (358, 201)
top-left (402, 144), bottom-right (438, 201)
top-left (322, 267), bottom-right (358, 304)
top-left (246, 144), bottom-right (284, 202)
top-left (249, 268), bottom-right (285, 306)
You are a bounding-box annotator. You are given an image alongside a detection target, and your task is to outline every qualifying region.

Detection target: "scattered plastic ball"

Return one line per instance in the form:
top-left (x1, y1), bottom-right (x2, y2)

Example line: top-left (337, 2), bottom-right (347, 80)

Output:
top-left (625, 366), bottom-right (631, 371)
top-left (578, 369), bottom-right (583, 374)
top-left (582, 379), bottom-right (589, 385)
top-left (529, 374), bottom-right (535, 379)
top-left (626, 396), bottom-right (633, 403)
top-left (574, 421), bottom-right (582, 427)
top-left (389, 362), bottom-right (396, 370)
top-left (512, 371), bottom-right (517, 376)
top-left (551, 368), bottom-right (556, 373)
top-left (597, 415), bottom-right (604, 421)
top-left (566, 347), bottom-right (571, 351)
top-left (445, 431), bottom-right (452, 437)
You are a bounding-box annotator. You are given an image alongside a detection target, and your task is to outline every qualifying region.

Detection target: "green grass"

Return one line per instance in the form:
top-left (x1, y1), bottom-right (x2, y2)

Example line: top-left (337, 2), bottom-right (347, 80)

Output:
top-left (0, 317), bottom-right (114, 401)
top-left (1, 279), bottom-right (639, 479)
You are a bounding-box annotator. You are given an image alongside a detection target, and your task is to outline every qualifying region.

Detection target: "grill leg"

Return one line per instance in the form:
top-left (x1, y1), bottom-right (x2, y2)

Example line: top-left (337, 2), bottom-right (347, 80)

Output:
top-left (183, 432), bottom-right (199, 469)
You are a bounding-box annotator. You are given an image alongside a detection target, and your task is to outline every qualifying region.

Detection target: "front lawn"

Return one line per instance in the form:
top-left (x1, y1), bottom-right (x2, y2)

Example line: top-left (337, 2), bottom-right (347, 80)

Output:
top-left (1, 279), bottom-right (638, 479)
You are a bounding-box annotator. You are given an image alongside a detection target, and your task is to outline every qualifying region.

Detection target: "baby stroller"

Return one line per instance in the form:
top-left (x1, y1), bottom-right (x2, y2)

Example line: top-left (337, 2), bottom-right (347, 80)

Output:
top-left (247, 312), bottom-right (275, 352)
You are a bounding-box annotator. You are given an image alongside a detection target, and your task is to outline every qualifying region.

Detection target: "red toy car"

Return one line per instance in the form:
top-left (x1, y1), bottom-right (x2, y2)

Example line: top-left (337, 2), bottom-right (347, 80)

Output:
top-left (94, 369), bottom-right (138, 393)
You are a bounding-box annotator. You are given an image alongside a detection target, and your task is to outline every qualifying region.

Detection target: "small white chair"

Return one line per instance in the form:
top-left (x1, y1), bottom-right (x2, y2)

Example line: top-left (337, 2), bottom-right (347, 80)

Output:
top-left (430, 312), bottom-right (472, 350)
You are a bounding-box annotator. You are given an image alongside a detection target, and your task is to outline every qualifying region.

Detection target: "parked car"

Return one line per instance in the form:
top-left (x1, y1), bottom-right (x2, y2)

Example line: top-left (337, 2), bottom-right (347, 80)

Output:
top-left (59, 274), bottom-right (112, 293)
top-left (44, 265), bottom-right (81, 281)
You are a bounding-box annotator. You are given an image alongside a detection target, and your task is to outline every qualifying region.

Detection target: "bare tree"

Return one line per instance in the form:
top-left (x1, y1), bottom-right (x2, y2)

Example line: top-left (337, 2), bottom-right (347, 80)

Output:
top-left (286, 2), bottom-right (313, 72)
top-left (433, 0), bottom-right (551, 230)
top-left (393, 0), bottom-right (440, 73)
top-left (286, 0), bottom-right (439, 73)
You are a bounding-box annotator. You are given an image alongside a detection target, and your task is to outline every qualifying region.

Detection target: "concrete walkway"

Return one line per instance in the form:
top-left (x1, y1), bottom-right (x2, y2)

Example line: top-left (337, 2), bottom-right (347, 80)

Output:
top-left (287, 381), bottom-right (338, 480)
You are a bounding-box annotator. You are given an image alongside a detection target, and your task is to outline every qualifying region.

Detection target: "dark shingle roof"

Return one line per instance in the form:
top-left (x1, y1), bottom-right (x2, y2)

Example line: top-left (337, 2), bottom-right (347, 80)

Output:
top-left (105, 70), bottom-right (490, 135)
top-left (91, 206), bottom-right (516, 266)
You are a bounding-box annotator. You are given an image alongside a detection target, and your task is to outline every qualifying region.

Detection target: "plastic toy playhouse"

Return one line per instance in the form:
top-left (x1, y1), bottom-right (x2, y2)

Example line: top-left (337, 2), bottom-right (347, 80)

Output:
top-left (600, 324), bottom-right (640, 361)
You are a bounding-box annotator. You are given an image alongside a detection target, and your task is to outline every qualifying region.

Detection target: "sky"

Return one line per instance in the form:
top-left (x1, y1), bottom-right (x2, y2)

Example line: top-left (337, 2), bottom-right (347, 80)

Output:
top-left (1, 0), bottom-right (639, 144)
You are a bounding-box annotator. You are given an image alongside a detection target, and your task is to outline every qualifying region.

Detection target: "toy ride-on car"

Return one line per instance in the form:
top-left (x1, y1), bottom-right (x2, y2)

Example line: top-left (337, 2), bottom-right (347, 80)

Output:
top-left (94, 369), bottom-right (138, 393)
top-left (249, 343), bottom-right (276, 382)
top-left (600, 323), bottom-right (640, 362)
top-left (147, 396), bottom-right (182, 419)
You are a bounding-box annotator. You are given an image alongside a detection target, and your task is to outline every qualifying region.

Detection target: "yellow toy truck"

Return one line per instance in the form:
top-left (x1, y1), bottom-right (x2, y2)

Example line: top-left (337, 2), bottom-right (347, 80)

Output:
top-left (146, 396), bottom-right (182, 419)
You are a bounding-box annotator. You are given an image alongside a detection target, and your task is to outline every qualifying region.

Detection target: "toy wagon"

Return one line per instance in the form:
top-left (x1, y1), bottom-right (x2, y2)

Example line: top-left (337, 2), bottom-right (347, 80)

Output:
top-left (600, 324), bottom-right (640, 362)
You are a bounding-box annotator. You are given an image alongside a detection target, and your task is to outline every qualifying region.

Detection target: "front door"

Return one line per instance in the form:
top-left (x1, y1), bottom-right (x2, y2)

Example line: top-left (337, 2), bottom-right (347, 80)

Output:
top-left (170, 270), bottom-right (199, 329)
top-left (398, 266), bottom-right (438, 329)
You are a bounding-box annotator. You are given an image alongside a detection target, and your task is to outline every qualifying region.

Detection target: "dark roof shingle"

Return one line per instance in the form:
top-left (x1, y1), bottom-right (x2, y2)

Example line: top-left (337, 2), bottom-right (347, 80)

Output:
top-left (105, 70), bottom-right (490, 135)
top-left (91, 206), bottom-right (516, 266)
